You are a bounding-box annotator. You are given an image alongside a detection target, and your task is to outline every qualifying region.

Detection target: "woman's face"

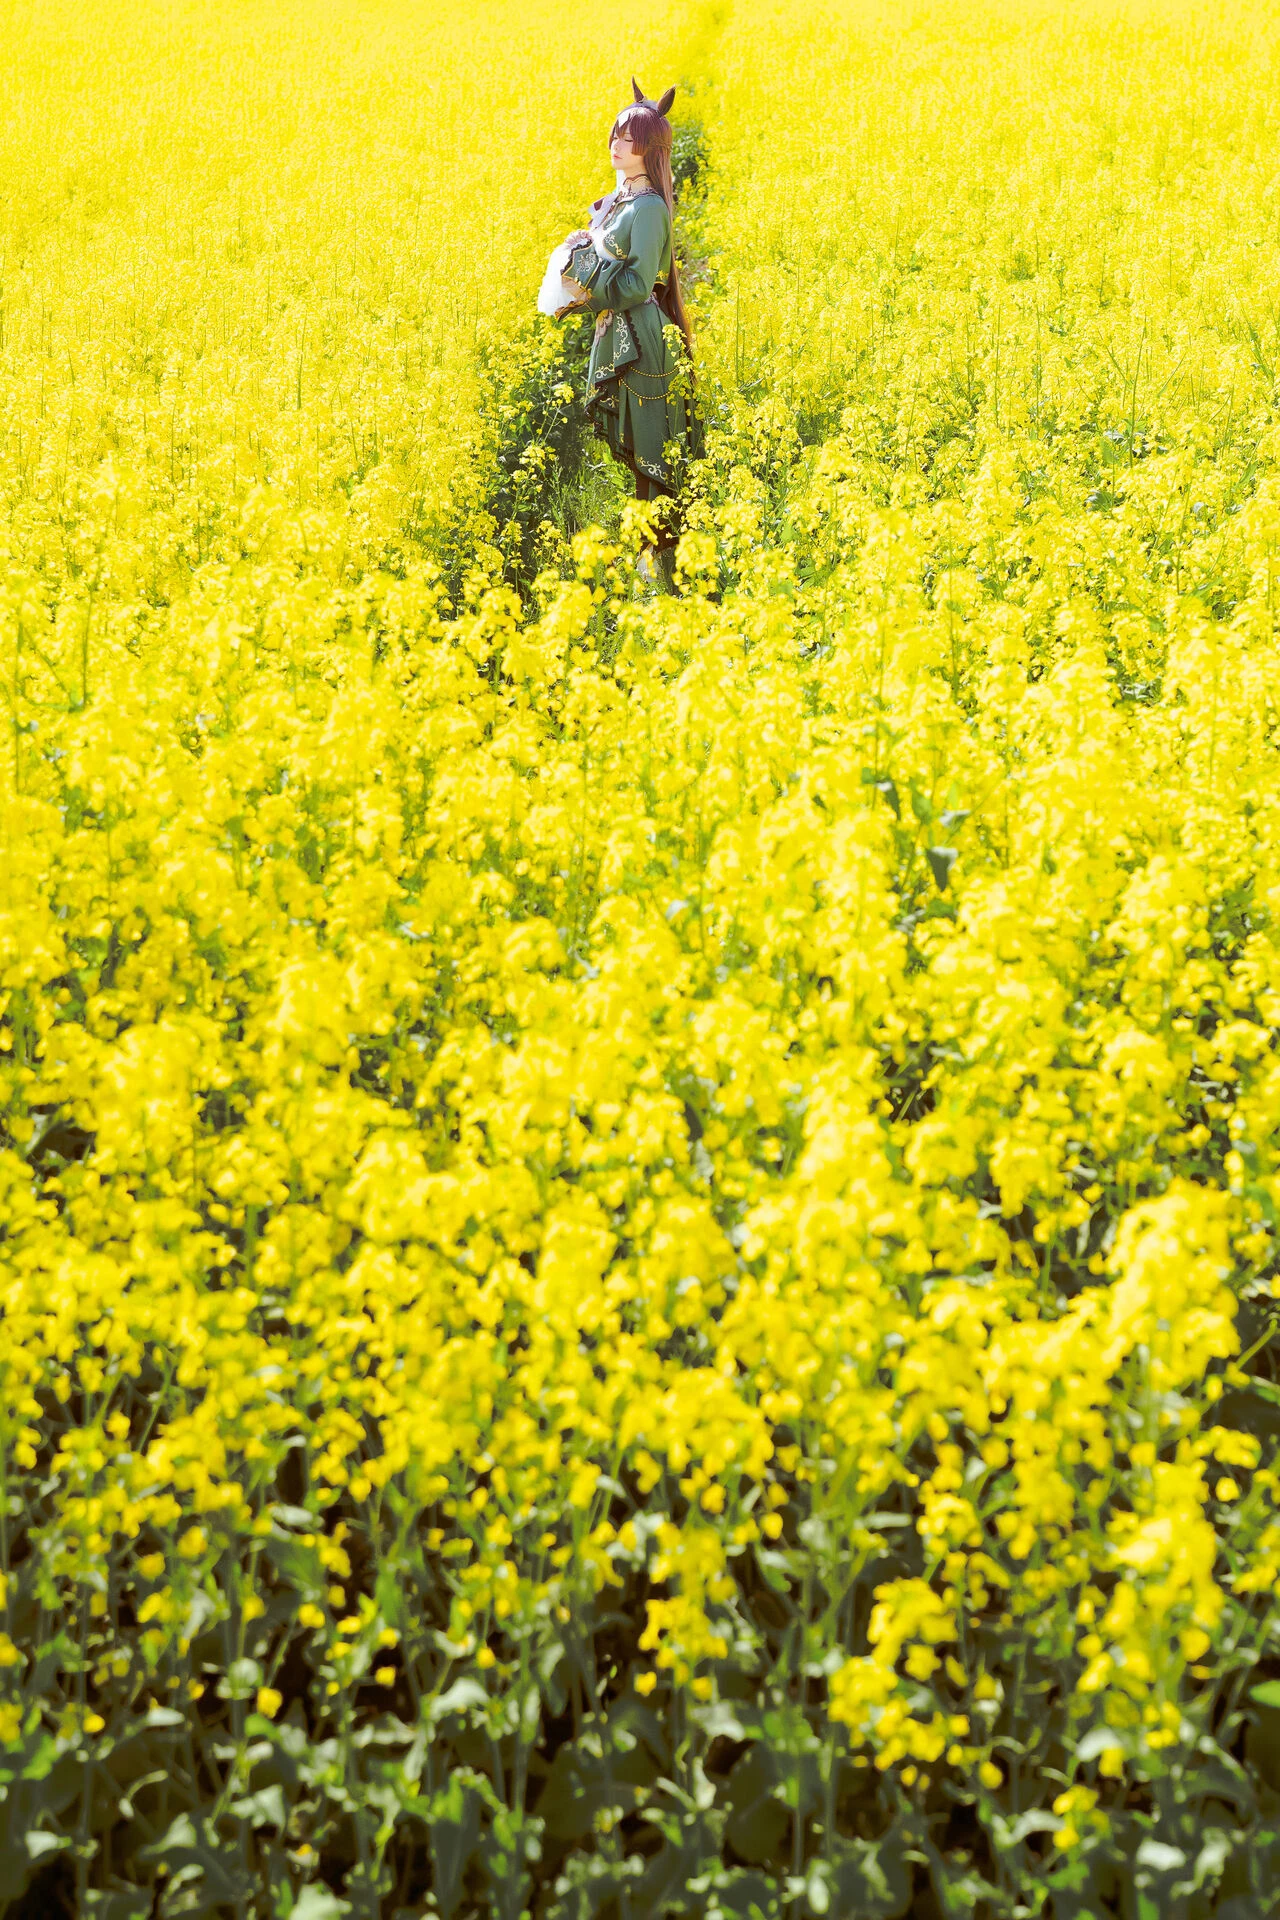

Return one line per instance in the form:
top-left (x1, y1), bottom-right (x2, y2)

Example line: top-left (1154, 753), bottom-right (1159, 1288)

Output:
top-left (609, 119), bottom-right (645, 179)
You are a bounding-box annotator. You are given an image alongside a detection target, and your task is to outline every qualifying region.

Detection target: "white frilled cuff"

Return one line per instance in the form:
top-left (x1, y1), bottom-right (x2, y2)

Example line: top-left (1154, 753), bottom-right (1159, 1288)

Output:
top-left (537, 242), bottom-right (585, 318)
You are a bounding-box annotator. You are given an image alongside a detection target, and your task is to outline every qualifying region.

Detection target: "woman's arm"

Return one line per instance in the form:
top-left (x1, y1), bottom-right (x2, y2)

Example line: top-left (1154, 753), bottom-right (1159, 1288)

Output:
top-left (565, 197), bottom-right (666, 314)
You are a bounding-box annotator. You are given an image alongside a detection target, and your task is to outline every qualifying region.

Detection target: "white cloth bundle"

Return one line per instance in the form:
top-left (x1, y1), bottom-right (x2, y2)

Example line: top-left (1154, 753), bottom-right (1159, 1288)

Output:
top-left (538, 180), bottom-right (625, 318)
top-left (537, 241), bottom-right (582, 318)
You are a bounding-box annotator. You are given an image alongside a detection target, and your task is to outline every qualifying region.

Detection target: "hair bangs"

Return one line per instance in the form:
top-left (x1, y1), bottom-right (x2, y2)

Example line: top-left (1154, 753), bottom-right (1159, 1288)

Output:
top-left (611, 103), bottom-right (669, 149)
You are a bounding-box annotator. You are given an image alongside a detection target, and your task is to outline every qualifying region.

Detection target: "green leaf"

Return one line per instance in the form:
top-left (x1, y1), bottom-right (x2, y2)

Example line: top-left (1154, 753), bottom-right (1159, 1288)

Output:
top-left (534, 1635), bottom-right (567, 1712)
top-left (609, 1696), bottom-right (671, 1768)
top-left (725, 1748), bottom-right (789, 1866)
top-left (140, 1810), bottom-right (254, 1907)
top-left (24, 1830), bottom-right (69, 1862)
top-left (517, 1679), bottom-right (542, 1744)
top-left (828, 1835), bottom-right (912, 1919)
top-left (1251, 1682), bottom-right (1280, 1708)
top-left (1246, 1694), bottom-right (1280, 1792)
top-left (433, 1675), bottom-right (490, 1720)
top-left (230, 1782), bottom-right (287, 1829)
top-left (0, 1842), bottom-right (35, 1903)
top-left (713, 1867), bottom-right (782, 1918)
top-left (222, 1655), bottom-right (264, 1700)
top-left (1134, 1839), bottom-right (1186, 1874)
top-left (1188, 1828), bottom-right (1232, 1894)
top-left (428, 1769), bottom-right (491, 1919)
top-left (1075, 1724), bottom-right (1127, 1761)
top-left (926, 846), bottom-right (958, 890)
top-left (635, 1822), bottom-right (722, 1914)
top-left (81, 1893), bottom-right (154, 1920)
top-left (690, 1700), bottom-right (747, 1742)
top-left (544, 1849), bottom-right (644, 1920)
top-left (264, 1531), bottom-right (325, 1598)
top-left (288, 1888), bottom-right (350, 1920)
top-left (992, 1807), bottom-right (1059, 1847)
top-left (480, 1802), bottom-right (540, 1913)
top-left (861, 769), bottom-right (901, 817)
top-left (0, 1743), bottom-right (83, 1898)
top-left (806, 1861), bottom-right (831, 1914)
top-left (270, 1504), bottom-right (321, 1530)
top-left (536, 1726), bottom-right (655, 1842)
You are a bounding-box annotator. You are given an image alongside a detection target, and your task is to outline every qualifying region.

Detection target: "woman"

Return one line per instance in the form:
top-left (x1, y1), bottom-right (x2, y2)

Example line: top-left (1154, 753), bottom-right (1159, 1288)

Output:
top-left (562, 81), bottom-right (693, 558)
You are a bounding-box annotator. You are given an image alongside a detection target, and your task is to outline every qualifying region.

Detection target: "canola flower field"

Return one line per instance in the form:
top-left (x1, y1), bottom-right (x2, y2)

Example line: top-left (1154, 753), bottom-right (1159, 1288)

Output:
top-left (6, 0), bottom-right (1280, 1912)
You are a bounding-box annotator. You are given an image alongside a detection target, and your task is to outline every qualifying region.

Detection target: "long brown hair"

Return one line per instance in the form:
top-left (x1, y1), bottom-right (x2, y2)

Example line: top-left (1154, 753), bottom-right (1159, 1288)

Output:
top-left (610, 103), bottom-right (693, 359)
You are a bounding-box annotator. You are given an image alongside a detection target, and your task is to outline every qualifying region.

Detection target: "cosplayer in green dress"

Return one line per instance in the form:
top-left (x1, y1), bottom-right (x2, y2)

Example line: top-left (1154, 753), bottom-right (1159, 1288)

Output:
top-left (565, 185), bottom-right (688, 498)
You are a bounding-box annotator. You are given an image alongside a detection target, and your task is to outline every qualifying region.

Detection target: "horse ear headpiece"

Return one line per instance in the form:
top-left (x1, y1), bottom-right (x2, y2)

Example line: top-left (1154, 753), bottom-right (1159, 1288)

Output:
top-left (629, 76), bottom-right (676, 117)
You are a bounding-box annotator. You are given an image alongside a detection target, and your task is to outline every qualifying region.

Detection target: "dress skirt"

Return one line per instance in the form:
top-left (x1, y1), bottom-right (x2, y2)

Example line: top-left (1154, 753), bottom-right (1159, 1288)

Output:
top-left (585, 298), bottom-right (688, 496)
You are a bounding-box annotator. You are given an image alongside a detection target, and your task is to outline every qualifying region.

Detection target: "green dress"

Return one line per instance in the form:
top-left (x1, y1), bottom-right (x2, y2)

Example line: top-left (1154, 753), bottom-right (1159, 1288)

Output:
top-left (566, 188), bottom-right (688, 495)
